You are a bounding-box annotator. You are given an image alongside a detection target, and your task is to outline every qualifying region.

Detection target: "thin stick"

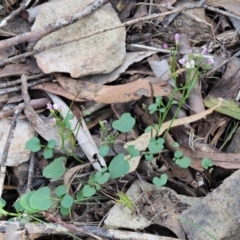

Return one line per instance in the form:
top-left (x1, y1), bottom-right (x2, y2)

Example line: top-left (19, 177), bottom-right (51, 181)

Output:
top-left (42, 212), bottom-right (103, 240)
top-left (0, 109), bottom-right (21, 197)
top-left (26, 152), bottom-right (35, 192)
top-left (0, 0), bottom-right (32, 27)
top-left (0, 73), bottom-right (45, 88)
top-left (203, 4), bottom-right (240, 21)
top-left (0, 77), bottom-right (51, 96)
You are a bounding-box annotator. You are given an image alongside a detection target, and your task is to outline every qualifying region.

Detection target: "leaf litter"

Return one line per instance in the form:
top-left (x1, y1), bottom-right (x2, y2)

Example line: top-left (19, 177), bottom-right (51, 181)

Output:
top-left (0, 0), bottom-right (240, 239)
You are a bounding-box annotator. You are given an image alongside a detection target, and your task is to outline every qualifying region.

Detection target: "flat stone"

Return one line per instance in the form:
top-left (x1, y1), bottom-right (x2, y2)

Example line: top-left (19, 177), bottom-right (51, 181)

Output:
top-left (0, 119), bottom-right (35, 166)
top-left (32, 0), bottom-right (126, 78)
top-left (181, 169), bottom-right (240, 240)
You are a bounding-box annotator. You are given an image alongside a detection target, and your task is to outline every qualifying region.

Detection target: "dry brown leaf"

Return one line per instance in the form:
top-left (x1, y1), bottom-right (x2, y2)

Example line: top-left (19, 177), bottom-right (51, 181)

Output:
top-left (57, 75), bottom-right (172, 104)
top-left (31, 83), bottom-right (86, 102)
top-left (0, 61), bottom-right (41, 78)
top-left (64, 163), bottom-right (92, 187)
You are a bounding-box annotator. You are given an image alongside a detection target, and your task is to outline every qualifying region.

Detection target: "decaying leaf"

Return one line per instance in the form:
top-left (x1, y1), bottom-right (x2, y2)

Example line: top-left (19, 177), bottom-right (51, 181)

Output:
top-left (204, 96), bottom-right (240, 120)
top-left (55, 74), bottom-right (173, 104)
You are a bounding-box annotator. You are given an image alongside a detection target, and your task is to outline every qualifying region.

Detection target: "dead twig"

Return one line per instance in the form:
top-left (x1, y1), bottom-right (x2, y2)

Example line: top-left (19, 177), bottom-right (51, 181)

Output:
top-left (0, 0), bottom-right (33, 27)
top-left (0, 77), bottom-right (51, 96)
top-left (26, 152), bottom-right (35, 192)
top-left (0, 97), bottom-right (49, 118)
top-left (42, 212), bottom-right (103, 240)
top-left (0, 73), bottom-right (45, 89)
top-left (0, 109), bottom-right (21, 197)
top-left (203, 4), bottom-right (240, 22)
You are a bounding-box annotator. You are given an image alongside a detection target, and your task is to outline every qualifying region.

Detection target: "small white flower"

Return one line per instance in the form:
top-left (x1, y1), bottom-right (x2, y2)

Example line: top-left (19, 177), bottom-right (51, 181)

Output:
top-left (186, 60), bottom-right (195, 69)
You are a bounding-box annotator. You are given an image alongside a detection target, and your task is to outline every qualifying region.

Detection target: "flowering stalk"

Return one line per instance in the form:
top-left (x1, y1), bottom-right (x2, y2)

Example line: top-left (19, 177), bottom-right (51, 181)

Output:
top-left (46, 102), bottom-right (84, 163)
top-left (154, 34), bottom-right (214, 138)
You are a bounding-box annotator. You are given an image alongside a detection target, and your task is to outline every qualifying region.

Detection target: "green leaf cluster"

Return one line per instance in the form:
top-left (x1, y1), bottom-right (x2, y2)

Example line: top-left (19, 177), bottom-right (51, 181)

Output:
top-left (76, 168), bottom-right (110, 200)
top-left (25, 137), bottom-right (57, 159)
top-left (55, 185), bottom-right (73, 216)
top-left (173, 151), bottom-right (191, 168)
top-left (14, 187), bottom-right (53, 214)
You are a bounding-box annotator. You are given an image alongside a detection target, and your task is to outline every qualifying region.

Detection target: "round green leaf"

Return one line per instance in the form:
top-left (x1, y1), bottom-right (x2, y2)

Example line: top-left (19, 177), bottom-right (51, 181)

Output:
top-left (145, 126), bottom-right (153, 133)
top-left (43, 148), bottom-right (53, 159)
top-left (176, 157), bottom-right (191, 168)
top-left (76, 190), bottom-right (85, 200)
top-left (127, 145), bottom-right (140, 157)
top-left (43, 157), bottom-right (66, 180)
top-left (202, 158), bottom-right (213, 170)
top-left (99, 145), bottom-right (109, 157)
top-left (148, 103), bottom-right (158, 114)
top-left (112, 113), bottom-right (135, 133)
top-left (20, 192), bottom-right (37, 212)
top-left (95, 184), bottom-right (101, 190)
top-left (174, 150), bottom-right (183, 159)
top-left (25, 137), bottom-right (41, 152)
top-left (153, 174), bottom-right (168, 187)
top-left (157, 138), bottom-right (165, 144)
top-left (65, 112), bottom-right (73, 122)
top-left (47, 139), bottom-right (57, 149)
top-left (83, 185), bottom-right (96, 198)
top-left (29, 187), bottom-right (53, 210)
top-left (0, 198), bottom-right (6, 208)
top-left (109, 154), bottom-right (130, 179)
top-left (60, 206), bottom-right (71, 216)
top-left (95, 172), bottom-right (110, 184)
top-left (172, 142), bottom-right (179, 148)
top-left (55, 185), bottom-right (67, 197)
top-left (61, 195), bottom-right (73, 209)
top-left (145, 153), bottom-right (153, 161)
top-left (171, 100), bottom-right (178, 104)
top-left (13, 199), bottom-right (24, 212)
top-left (148, 139), bottom-right (164, 154)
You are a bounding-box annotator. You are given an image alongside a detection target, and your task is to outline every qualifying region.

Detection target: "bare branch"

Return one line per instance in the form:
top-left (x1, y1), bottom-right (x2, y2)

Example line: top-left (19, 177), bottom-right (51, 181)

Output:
top-left (0, 109), bottom-right (21, 197)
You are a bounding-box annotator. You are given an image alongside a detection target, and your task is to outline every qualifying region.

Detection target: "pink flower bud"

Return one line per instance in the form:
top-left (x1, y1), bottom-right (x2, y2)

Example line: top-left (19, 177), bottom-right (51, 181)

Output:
top-left (179, 58), bottom-right (185, 65)
top-left (208, 58), bottom-right (214, 64)
top-left (50, 118), bottom-right (56, 125)
top-left (53, 103), bottom-right (62, 111)
top-left (47, 102), bottom-right (53, 110)
top-left (201, 48), bottom-right (208, 55)
top-left (163, 43), bottom-right (169, 49)
top-left (175, 34), bottom-right (180, 44)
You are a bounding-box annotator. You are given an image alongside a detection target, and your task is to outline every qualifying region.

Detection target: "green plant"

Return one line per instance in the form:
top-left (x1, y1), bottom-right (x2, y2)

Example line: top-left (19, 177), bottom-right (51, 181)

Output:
top-left (18, 33), bottom-right (215, 223)
top-left (173, 150), bottom-right (191, 168)
top-left (153, 174), bottom-right (168, 187)
top-left (116, 192), bottom-right (134, 211)
top-left (202, 158), bottom-right (213, 170)
top-left (25, 137), bottom-right (57, 159)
